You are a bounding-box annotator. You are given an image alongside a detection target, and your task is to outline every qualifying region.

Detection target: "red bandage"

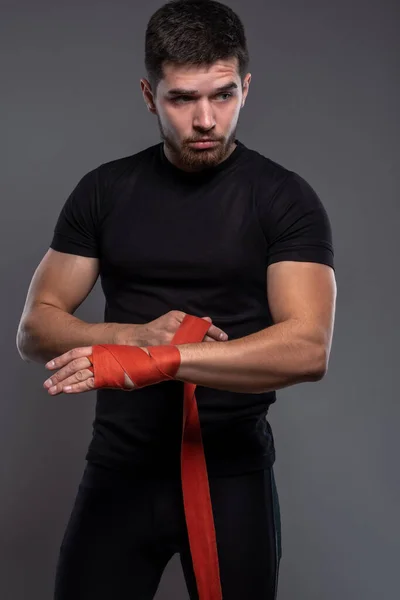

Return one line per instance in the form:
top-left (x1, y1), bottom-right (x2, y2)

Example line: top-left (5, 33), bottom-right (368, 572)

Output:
top-left (87, 315), bottom-right (223, 600)
top-left (86, 343), bottom-right (181, 389)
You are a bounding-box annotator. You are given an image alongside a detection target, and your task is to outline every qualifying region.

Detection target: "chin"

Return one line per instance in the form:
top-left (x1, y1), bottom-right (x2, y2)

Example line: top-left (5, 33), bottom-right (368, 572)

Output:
top-left (182, 148), bottom-right (223, 168)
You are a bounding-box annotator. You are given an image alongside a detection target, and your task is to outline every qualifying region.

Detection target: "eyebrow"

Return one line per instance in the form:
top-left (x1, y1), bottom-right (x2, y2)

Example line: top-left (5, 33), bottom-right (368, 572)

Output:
top-left (167, 82), bottom-right (238, 96)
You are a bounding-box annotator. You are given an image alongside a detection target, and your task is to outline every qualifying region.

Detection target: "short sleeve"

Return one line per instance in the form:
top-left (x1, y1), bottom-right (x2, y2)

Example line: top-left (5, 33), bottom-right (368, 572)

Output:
top-left (49, 168), bottom-right (101, 258)
top-left (257, 172), bottom-right (335, 271)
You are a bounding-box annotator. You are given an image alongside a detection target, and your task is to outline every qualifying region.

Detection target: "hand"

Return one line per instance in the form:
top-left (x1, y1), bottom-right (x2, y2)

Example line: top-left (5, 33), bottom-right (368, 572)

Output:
top-left (119, 311), bottom-right (229, 347)
top-left (43, 346), bottom-right (151, 395)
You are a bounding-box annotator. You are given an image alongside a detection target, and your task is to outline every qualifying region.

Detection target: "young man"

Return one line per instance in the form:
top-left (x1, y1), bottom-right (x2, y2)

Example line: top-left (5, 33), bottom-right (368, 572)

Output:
top-left (17, 1), bottom-right (336, 598)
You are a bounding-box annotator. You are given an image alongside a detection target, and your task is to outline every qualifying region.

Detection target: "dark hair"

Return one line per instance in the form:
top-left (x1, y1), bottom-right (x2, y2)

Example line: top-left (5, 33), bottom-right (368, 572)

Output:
top-left (145, 0), bottom-right (249, 96)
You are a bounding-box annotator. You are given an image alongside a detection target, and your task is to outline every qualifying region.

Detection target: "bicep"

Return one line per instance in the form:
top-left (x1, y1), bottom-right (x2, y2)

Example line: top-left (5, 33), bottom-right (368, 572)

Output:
top-left (21, 248), bottom-right (100, 317)
top-left (266, 260), bottom-right (337, 350)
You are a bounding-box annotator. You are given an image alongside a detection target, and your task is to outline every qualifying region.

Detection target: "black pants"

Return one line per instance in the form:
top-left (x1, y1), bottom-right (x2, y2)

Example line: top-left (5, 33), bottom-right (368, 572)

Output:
top-left (54, 462), bottom-right (282, 599)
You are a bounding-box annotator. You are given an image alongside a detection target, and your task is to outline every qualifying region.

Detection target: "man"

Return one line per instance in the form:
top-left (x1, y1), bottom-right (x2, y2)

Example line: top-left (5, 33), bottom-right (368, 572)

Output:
top-left (16, 0), bottom-right (336, 598)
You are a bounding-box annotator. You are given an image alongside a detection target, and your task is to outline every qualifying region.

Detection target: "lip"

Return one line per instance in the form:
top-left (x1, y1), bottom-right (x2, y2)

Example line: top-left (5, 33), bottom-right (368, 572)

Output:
top-left (189, 140), bottom-right (219, 148)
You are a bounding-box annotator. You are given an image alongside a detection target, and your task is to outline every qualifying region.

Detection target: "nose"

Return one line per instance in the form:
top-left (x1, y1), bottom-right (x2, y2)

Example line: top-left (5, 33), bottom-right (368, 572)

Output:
top-left (193, 99), bottom-right (216, 131)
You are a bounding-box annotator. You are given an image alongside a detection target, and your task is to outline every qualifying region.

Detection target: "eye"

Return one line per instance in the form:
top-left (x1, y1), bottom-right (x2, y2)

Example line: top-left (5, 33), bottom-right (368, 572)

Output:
top-left (171, 96), bottom-right (192, 104)
top-left (171, 92), bottom-right (234, 104)
top-left (216, 92), bottom-right (233, 101)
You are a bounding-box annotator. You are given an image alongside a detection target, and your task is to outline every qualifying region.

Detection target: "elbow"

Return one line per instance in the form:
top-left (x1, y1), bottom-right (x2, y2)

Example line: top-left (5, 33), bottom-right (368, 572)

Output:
top-left (16, 321), bottom-right (34, 363)
top-left (310, 367), bottom-right (327, 382)
top-left (299, 344), bottom-right (329, 382)
top-left (16, 329), bottom-right (28, 362)
top-left (304, 344), bottom-right (329, 382)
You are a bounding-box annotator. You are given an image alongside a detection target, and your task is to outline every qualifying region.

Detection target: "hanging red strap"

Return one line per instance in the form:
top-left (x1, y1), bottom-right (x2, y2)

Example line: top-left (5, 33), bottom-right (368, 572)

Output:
top-left (86, 314), bottom-right (223, 599)
top-left (171, 315), bottom-right (223, 600)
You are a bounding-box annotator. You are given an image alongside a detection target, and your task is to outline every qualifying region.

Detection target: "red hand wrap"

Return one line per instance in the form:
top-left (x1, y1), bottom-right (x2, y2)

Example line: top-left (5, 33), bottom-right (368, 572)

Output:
top-left (87, 315), bottom-right (223, 600)
top-left (86, 344), bottom-right (181, 389)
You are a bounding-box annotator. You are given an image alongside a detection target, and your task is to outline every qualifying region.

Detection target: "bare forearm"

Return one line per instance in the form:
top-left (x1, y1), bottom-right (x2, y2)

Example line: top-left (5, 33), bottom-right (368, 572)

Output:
top-left (175, 320), bottom-right (327, 394)
top-left (16, 305), bottom-right (140, 364)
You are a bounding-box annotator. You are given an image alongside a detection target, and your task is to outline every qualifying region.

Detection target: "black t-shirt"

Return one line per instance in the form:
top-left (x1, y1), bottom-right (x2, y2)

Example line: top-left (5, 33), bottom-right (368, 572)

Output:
top-left (50, 140), bottom-right (334, 478)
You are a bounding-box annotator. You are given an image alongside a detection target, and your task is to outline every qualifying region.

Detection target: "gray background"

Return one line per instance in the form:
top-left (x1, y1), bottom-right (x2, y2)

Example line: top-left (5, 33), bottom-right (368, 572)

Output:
top-left (2, 0), bottom-right (399, 598)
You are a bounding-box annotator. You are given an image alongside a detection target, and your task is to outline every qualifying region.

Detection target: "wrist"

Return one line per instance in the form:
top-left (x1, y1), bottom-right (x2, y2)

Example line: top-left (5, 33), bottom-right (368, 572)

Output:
top-left (113, 323), bottom-right (144, 346)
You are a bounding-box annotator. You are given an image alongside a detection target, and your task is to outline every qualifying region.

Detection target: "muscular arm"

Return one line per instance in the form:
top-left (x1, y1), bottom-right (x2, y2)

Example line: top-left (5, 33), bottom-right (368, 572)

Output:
top-left (41, 261), bottom-right (336, 396)
top-left (16, 249), bottom-right (136, 364)
top-left (19, 250), bottom-right (227, 367)
top-left (174, 262), bottom-right (337, 394)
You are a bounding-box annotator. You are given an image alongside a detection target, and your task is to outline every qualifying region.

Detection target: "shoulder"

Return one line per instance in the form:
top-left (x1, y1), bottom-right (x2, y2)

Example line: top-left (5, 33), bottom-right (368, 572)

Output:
top-left (242, 145), bottom-right (324, 211)
top-left (58, 144), bottom-right (160, 223)
top-left (89, 144), bottom-right (160, 190)
top-left (240, 144), bottom-right (291, 188)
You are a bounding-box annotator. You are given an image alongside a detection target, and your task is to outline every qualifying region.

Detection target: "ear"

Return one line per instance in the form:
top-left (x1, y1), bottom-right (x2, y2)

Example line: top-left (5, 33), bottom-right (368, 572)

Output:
top-left (241, 74), bottom-right (251, 107)
top-left (140, 78), bottom-right (157, 113)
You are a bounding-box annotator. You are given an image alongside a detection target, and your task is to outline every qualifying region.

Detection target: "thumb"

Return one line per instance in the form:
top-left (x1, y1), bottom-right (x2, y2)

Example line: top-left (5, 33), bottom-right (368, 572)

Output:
top-left (201, 316), bottom-right (212, 323)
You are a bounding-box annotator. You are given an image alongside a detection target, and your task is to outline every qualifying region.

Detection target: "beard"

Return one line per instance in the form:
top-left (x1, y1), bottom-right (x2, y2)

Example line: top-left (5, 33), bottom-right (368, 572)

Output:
top-left (157, 115), bottom-right (237, 172)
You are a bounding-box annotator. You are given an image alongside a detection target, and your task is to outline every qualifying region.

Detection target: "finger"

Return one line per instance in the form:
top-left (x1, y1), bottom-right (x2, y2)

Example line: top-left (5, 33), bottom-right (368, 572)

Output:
top-left (61, 378), bottom-right (95, 395)
top-left (204, 333), bottom-right (229, 343)
top-left (47, 368), bottom-right (94, 395)
top-left (207, 323), bottom-right (228, 341)
top-left (204, 334), bottom-right (217, 342)
top-left (44, 357), bottom-right (93, 391)
top-left (45, 347), bottom-right (93, 370)
top-left (201, 317), bottom-right (228, 340)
